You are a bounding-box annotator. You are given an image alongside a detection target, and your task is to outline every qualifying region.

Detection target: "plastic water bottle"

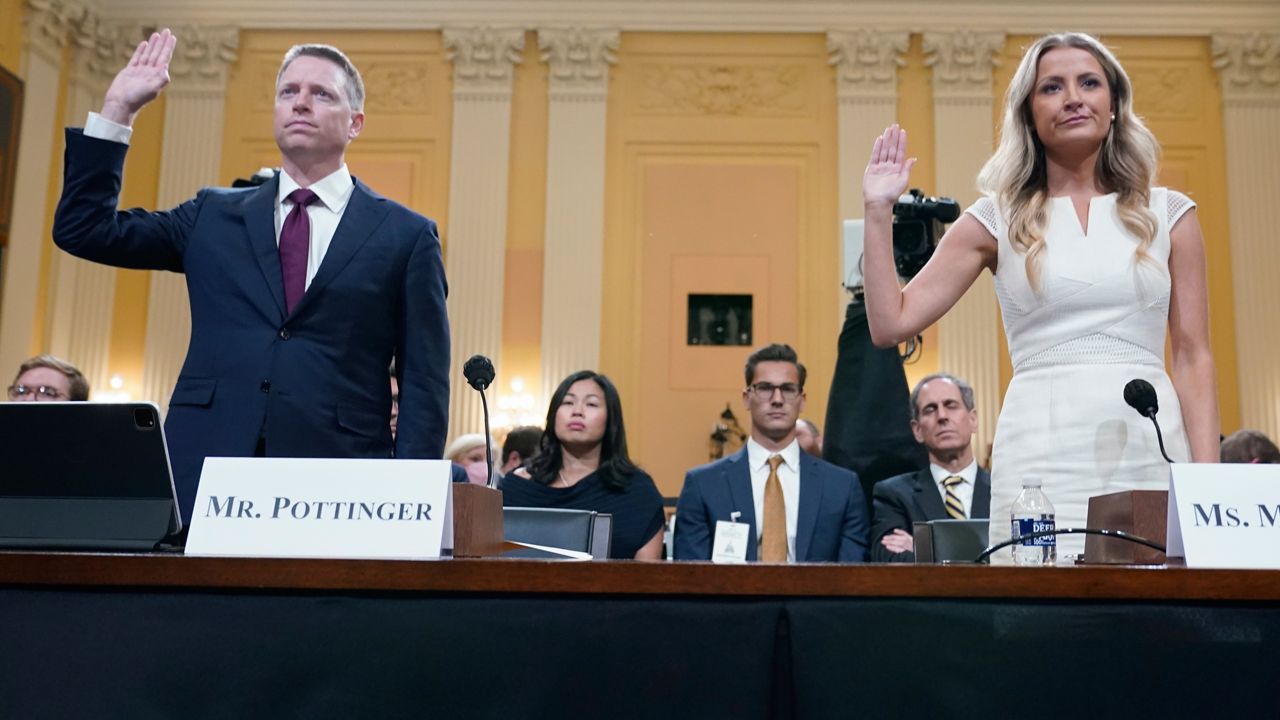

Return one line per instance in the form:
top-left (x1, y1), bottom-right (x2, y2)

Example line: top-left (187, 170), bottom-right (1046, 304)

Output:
top-left (1010, 477), bottom-right (1056, 566)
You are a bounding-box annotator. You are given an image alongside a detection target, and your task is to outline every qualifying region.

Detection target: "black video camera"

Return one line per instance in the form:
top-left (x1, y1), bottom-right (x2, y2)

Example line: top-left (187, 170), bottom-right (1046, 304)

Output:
top-left (892, 188), bottom-right (961, 279)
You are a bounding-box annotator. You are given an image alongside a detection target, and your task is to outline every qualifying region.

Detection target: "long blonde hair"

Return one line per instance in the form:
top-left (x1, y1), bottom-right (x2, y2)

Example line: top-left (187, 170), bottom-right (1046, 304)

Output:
top-left (977, 33), bottom-right (1160, 290)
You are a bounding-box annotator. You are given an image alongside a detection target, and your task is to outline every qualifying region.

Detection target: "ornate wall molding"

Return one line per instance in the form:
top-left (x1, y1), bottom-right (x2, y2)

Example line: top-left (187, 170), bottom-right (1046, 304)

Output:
top-left (362, 62), bottom-right (433, 114)
top-left (1128, 65), bottom-right (1200, 120)
top-left (442, 26), bottom-right (524, 97)
top-left (164, 24), bottom-right (239, 94)
top-left (86, 1), bottom-right (1280, 36)
top-left (923, 30), bottom-right (1004, 100)
top-left (538, 27), bottom-right (618, 99)
top-left (1213, 33), bottom-right (1280, 104)
top-left (23, 0), bottom-right (82, 65)
top-left (826, 29), bottom-right (908, 103)
top-left (68, 14), bottom-right (137, 90)
top-left (638, 62), bottom-right (808, 116)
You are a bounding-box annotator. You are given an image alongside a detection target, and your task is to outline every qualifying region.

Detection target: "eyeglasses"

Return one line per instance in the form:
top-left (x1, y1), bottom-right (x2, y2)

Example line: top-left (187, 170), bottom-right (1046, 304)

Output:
top-left (7, 384), bottom-right (66, 401)
top-left (747, 382), bottom-right (802, 402)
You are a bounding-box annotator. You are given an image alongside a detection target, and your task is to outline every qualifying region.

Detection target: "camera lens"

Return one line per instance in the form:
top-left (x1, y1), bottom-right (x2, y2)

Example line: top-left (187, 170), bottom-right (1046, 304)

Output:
top-left (133, 407), bottom-right (156, 429)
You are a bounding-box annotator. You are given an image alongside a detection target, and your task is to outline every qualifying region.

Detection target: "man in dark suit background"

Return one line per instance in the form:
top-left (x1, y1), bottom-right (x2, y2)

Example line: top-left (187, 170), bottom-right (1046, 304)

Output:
top-left (53, 30), bottom-right (450, 522)
top-left (674, 344), bottom-right (869, 563)
top-left (870, 373), bottom-right (990, 562)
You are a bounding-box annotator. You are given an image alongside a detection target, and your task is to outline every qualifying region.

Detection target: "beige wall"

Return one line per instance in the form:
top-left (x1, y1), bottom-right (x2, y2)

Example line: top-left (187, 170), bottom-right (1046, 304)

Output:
top-left (2, 1), bottom-right (1272, 480)
top-left (601, 32), bottom-right (839, 493)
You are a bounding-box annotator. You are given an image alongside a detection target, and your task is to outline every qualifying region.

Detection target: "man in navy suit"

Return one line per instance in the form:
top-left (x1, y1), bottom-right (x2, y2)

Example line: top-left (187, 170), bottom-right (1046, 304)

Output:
top-left (674, 344), bottom-right (869, 562)
top-left (52, 31), bottom-right (449, 522)
top-left (870, 373), bottom-right (991, 562)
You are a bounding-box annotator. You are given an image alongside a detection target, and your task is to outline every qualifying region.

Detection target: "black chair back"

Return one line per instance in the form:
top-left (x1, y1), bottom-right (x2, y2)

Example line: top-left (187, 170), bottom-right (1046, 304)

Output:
top-left (503, 507), bottom-right (598, 557)
top-left (913, 519), bottom-right (989, 563)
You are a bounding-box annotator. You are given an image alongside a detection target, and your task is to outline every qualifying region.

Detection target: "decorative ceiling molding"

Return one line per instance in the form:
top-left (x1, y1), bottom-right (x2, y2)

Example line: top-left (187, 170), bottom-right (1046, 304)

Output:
top-left (163, 24), bottom-right (240, 94)
top-left (924, 30), bottom-right (1004, 101)
top-left (539, 27), bottom-right (619, 99)
top-left (23, 0), bottom-right (80, 64)
top-left (86, 0), bottom-right (1280, 36)
top-left (1213, 32), bottom-right (1280, 103)
top-left (442, 26), bottom-right (525, 96)
top-left (827, 29), bottom-right (909, 102)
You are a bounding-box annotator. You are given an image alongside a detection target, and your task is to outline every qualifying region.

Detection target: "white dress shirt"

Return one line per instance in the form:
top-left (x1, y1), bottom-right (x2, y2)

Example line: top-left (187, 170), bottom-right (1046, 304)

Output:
top-left (83, 111), bottom-right (355, 290)
top-left (275, 166), bottom-right (355, 289)
top-left (746, 437), bottom-right (801, 563)
top-left (929, 460), bottom-right (978, 518)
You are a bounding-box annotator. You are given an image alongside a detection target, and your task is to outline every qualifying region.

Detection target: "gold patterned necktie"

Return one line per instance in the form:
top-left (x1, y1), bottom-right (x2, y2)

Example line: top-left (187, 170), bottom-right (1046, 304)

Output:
top-left (942, 475), bottom-right (967, 519)
top-left (760, 455), bottom-right (788, 562)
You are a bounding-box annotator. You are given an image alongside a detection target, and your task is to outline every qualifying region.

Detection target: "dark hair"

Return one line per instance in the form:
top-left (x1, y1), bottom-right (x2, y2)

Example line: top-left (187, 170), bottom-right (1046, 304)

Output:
top-left (278, 44), bottom-right (366, 111)
top-left (528, 371), bottom-right (638, 491)
top-left (744, 343), bottom-right (806, 388)
top-left (502, 425), bottom-right (543, 464)
top-left (909, 372), bottom-right (976, 421)
top-left (15, 354), bottom-right (90, 401)
top-left (1221, 429), bottom-right (1280, 464)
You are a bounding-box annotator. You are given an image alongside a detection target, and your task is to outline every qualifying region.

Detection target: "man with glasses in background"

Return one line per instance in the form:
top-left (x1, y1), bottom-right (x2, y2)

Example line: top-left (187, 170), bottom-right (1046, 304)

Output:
top-left (7, 355), bottom-right (90, 402)
top-left (673, 343), bottom-right (869, 563)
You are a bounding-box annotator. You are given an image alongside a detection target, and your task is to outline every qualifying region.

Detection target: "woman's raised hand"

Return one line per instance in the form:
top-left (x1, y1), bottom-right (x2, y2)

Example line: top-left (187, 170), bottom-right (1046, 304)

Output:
top-left (863, 124), bottom-right (916, 209)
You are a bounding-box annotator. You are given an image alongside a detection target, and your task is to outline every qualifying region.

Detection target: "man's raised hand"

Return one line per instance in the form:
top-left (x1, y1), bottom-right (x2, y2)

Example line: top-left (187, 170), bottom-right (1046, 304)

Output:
top-left (100, 29), bottom-right (176, 126)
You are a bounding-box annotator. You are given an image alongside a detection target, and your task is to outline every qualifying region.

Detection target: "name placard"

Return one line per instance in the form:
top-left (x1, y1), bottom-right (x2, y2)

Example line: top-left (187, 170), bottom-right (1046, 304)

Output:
top-left (186, 457), bottom-right (454, 560)
top-left (1167, 464), bottom-right (1280, 569)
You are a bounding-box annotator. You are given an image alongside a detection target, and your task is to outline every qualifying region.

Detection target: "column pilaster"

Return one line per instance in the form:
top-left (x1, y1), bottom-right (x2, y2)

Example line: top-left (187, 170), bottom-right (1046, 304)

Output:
top-left (1214, 32), bottom-right (1280, 438)
top-left (441, 26), bottom-right (523, 441)
top-left (141, 25), bottom-right (238, 408)
top-left (45, 11), bottom-right (130, 395)
top-left (537, 27), bottom-right (618, 402)
top-left (827, 29), bottom-right (909, 224)
top-left (0, 0), bottom-right (75, 376)
top-left (924, 30), bottom-right (1004, 459)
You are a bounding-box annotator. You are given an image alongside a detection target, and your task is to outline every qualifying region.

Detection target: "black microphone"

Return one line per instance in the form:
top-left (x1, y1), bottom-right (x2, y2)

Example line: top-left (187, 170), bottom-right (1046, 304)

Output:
top-left (1124, 378), bottom-right (1174, 463)
top-left (462, 355), bottom-right (497, 486)
top-left (463, 355), bottom-right (495, 392)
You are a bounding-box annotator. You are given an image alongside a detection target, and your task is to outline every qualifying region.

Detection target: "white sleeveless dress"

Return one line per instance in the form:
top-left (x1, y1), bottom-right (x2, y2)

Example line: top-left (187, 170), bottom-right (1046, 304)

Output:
top-left (966, 189), bottom-right (1195, 562)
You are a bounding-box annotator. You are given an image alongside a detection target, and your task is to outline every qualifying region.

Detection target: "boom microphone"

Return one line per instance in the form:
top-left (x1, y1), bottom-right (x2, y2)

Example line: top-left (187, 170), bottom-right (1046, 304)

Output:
top-left (1123, 378), bottom-right (1174, 463)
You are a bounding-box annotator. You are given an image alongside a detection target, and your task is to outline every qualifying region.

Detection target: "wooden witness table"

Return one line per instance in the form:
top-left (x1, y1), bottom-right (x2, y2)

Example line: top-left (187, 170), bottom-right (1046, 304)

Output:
top-left (2, 553), bottom-right (1278, 718)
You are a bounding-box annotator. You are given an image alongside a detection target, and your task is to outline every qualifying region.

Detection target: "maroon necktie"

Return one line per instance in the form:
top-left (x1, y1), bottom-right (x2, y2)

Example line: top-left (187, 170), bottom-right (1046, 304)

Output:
top-left (279, 188), bottom-right (319, 314)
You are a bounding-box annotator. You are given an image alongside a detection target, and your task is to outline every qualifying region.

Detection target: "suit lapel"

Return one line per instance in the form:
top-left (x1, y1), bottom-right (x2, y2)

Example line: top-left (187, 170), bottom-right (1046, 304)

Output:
top-left (288, 178), bottom-right (390, 319)
top-left (724, 449), bottom-right (757, 561)
top-left (914, 468), bottom-right (949, 520)
top-left (795, 453), bottom-right (822, 562)
top-left (973, 468), bottom-right (992, 518)
top-left (242, 176), bottom-right (287, 321)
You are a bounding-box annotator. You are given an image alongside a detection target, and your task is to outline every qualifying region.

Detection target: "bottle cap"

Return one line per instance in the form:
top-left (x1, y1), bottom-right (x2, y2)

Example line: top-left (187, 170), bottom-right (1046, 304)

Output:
top-left (1022, 477), bottom-right (1042, 488)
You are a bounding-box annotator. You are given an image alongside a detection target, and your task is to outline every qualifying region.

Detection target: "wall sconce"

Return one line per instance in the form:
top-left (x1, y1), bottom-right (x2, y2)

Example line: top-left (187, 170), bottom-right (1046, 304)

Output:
top-left (93, 373), bottom-right (133, 403)
top-left (493, 376), bottom-right (542, 431)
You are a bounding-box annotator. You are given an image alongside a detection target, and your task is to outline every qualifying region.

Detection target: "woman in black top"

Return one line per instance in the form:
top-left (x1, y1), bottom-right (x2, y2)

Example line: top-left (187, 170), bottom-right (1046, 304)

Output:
top-left (501, 370), bottom-right (665, 560)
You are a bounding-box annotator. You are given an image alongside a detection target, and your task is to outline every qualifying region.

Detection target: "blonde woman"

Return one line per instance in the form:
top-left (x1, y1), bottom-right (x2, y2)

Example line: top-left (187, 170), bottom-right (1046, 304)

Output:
top-left (860, 33), bottom-right (1218, 561)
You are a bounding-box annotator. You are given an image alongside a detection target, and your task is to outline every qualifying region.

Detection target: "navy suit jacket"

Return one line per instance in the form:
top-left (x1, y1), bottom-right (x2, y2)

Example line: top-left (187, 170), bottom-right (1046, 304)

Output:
top-left (53, 129), bottom-right (450, 522)
top-left (673, 447), bottom-right (869, 562)
top-left (869, 466), bottom-right (991, 562)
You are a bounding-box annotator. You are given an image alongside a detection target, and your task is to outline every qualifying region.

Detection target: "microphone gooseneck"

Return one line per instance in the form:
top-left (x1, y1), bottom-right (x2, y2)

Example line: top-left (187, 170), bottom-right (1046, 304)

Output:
top-left (973, 527), bottom-right (1167, 564)
top-left (1123, 378), bottom-right (1174, 464)
top-left (463, 354), bottom-right (497, 486)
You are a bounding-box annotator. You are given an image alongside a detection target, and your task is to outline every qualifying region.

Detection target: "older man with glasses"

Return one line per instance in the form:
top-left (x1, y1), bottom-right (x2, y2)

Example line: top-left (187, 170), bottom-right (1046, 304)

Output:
top-left (673, 343), bottom-right (869, 563)
top-left (7, 355), bottom-right (90, 402)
